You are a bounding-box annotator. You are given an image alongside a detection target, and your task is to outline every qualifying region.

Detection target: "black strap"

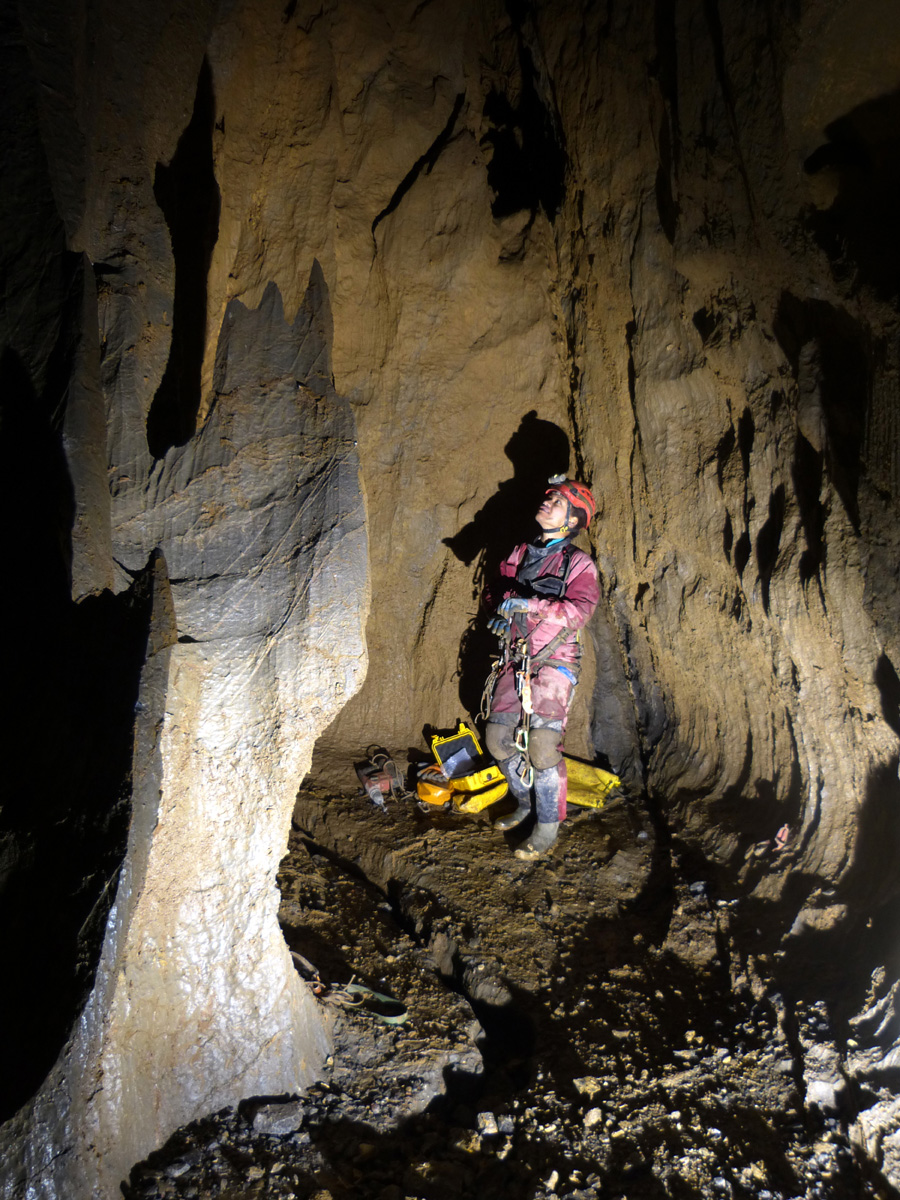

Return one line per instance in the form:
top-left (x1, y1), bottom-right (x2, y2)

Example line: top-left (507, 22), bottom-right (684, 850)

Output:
top-left (531, 626), bottom-right (571, 664)
top-left (513, 625), bottom-right (574, 668)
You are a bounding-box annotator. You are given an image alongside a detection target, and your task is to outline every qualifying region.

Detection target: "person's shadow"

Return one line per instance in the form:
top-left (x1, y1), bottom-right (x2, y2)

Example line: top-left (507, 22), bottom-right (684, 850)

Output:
top-left (443, 411), bottom-right (570, 719)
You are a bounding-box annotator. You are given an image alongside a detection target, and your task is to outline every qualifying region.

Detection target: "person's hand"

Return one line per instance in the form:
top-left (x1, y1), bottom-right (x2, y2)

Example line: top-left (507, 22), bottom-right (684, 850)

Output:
top-left (498, 597), bottom-right (531, 617)
top-left (487, 615), bottom-right (511, 638)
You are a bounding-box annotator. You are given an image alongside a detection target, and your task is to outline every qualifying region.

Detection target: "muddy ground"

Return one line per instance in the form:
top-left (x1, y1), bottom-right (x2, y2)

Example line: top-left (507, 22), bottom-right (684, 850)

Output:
top-left (124, 781), bottom-right (890, 1200)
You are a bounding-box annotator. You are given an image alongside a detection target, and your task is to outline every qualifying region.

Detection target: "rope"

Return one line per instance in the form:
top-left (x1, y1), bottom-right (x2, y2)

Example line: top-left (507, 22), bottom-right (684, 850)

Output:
top-left (480, 655), bottom-right (503, 721)
top-left (290, 957), bottom-right (408, 1025)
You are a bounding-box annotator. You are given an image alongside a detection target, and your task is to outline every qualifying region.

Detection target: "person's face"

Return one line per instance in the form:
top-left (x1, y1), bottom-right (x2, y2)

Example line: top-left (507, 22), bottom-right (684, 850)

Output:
top-left (536, 491), bottom-right (569, 533)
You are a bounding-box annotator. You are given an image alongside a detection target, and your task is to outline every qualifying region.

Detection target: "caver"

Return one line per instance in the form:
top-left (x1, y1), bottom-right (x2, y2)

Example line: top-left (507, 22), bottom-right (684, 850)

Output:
top-left (483, 478), bottom-right (601, 860)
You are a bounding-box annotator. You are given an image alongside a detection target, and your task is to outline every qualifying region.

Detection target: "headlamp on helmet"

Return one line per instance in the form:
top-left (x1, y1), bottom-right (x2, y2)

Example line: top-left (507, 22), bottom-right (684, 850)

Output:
top-left (545, 477), bottom-right (597, 527)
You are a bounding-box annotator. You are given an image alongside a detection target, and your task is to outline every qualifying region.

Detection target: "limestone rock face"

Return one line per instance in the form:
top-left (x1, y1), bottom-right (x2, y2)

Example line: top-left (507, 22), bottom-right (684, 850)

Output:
top-left (75, 270), bottom-right (363, 1196)
top-left (285, 0), bottom-right (900, 941)
top-left (2, 0), bottom-right (900, 1193)
top-left (1, 3), bottom-right (366, 1196)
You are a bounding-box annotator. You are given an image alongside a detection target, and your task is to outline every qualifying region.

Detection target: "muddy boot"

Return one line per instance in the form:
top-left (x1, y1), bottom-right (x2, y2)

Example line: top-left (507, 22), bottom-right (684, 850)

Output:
top-left (494, 801), bottom-right (532, 831)
top-left (514, 821), bottom-right (559, 860)
top-left (494, 755), bottom-right (532, 830)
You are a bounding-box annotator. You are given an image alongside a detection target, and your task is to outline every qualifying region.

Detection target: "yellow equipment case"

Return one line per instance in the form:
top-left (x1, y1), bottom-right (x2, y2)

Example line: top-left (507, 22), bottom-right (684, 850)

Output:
top-left (416, 722), bottom-right (508, 813)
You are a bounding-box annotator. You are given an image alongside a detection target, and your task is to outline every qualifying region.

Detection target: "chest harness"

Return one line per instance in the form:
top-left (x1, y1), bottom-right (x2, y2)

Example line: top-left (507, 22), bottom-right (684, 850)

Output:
top-left (481, 541), bottom-right (582, 786)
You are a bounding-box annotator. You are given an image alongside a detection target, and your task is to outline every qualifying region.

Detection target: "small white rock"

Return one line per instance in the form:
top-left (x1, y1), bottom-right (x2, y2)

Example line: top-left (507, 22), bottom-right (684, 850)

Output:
top-left (477, 1111), bottom-right (499, 1136)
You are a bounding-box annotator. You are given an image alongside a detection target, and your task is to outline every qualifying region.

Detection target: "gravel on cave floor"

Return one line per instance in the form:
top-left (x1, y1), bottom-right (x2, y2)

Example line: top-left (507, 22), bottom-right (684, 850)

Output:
top-left (123, 784), bottom-right (889, 1200)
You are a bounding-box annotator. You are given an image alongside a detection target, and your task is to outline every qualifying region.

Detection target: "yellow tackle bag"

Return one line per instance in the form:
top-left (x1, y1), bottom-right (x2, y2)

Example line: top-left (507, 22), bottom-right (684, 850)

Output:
top-left (564, 756), bottom-right (624, 809)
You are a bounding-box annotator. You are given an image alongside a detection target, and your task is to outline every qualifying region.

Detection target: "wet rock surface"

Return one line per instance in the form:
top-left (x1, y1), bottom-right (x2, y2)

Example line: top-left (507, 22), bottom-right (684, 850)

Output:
top-left (124, 786), bottom-right (890, 1200)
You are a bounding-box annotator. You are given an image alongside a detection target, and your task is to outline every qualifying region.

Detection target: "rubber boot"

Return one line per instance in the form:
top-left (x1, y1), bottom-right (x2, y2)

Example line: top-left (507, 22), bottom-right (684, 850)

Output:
top-left (494, 755), bottom-right (532, 830)
top-left (514, 821), bottom-right (560, 860)
top-left (495, 802), bottom-right (531, 831)
top-left (533, 762), bottom-right (564, 824)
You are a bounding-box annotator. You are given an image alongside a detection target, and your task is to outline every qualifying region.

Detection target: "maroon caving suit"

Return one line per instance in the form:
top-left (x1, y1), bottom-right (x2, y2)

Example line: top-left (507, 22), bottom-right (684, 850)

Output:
top-left (484, 540), bottom-right (601, 818)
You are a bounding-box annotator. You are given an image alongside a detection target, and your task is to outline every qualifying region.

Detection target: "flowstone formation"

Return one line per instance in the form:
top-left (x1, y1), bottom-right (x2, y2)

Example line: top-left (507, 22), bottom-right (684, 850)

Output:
top-left (2, 0), bottom-right (899, 1195)
top-left (1, 4), bottom-right (366, 1196)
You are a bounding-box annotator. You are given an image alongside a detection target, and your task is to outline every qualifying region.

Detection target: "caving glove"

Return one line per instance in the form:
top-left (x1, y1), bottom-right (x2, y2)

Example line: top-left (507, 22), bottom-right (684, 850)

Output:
top-left (487, 615), bottom-right (511, 638)
top-left (498, 597), bottom-right (532, 617)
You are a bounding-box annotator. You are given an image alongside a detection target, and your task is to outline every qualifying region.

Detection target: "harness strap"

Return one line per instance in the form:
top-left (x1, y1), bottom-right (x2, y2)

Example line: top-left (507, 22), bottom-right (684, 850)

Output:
top-left (518, 624), bottom-right (574, 667)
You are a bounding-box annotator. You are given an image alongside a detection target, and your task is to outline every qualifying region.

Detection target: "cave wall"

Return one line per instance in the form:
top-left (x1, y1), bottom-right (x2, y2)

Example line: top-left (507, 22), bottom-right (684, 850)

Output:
top-left (2, 0), bottom-right (900, 1194)
top-left (522, 0), bottom-right (900, 910)
top-left (2, 1), bottom-right (367, 1196)
top-left (303, 0), bottom-right (900, 920)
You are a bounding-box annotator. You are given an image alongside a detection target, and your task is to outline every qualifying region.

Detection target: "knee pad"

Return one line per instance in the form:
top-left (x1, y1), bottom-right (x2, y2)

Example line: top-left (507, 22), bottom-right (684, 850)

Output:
top-left (527, 727), bottom-right (562, 772)
top-left (485, 720), bottom-right (517, 764)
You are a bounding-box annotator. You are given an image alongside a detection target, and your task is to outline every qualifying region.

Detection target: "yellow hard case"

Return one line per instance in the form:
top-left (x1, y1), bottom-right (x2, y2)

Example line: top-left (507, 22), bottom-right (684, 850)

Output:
top-left (417, 723), bottom-right (508, 812)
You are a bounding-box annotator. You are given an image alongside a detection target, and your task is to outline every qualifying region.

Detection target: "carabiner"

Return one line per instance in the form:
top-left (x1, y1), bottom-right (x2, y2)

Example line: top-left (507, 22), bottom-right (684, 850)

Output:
top-left (516, 756), bottom-right (534, 789)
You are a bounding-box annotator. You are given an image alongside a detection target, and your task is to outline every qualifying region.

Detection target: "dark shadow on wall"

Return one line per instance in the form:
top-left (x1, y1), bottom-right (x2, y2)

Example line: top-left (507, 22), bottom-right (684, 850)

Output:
top-left (481, 1), bottom-right (567, 221)
top-left (844, 755), bottom-right (900, 915)
top-left (759, 758), bottom-right (900, 1077)
top-left (804, 87), bottom-right (900, 302)
top-left (0, 348), bottom-right (153, 1121)
top-left (791, 431), bottom-right (825, 584)
top-left (875, 654), bottom-right (900, 739)
top-left (773, 294), bottom-right (869, 535)
top-left (588, 603), bottom-right (649, 790)
top-left (755, 483), bottom-right (785, 614)
top-left (707, 735), bottom-right (805, 889)
top-left (443, 411), bottom-right (569, 719)
top-left (146, 57), bottom-right (221, 458)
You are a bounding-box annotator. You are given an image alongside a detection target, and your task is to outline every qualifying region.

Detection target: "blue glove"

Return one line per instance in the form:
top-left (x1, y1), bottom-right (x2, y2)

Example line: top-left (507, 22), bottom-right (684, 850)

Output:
top-left (498, 597), bottom-right (531, 617)
top-left (487, 615), bottom-right (511, 638)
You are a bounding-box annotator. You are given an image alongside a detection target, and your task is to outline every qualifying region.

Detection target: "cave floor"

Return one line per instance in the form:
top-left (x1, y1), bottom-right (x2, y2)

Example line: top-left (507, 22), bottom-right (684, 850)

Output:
top-left (124, 784), bottom-right (885, 1200)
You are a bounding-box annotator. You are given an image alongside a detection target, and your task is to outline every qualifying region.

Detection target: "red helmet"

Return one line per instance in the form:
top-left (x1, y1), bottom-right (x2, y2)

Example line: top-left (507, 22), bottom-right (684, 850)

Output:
top-left (546, 479), bottom-right (597, 525)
